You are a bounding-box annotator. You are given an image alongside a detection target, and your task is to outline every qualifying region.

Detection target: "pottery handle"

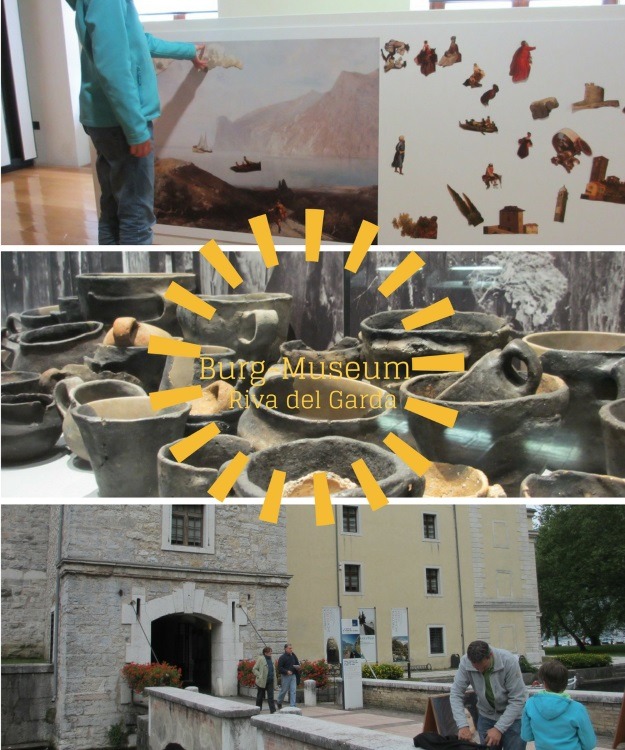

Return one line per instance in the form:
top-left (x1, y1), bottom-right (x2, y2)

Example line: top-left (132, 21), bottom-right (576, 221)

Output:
top-left (53, 376), bottom-right (84, 417)
top-left (500, 339), bottom-right (543, 396)
top-left (6, 313), bottom-right (23, 335)
top-left (238, 310), bottom-right (279, 353)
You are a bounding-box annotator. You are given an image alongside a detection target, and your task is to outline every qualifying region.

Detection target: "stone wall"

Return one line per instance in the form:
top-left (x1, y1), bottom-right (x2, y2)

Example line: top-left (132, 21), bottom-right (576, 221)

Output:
top-left (1, 664), bottom-right (55, 746)
top-left (1, 506), bottom-right (51, 658)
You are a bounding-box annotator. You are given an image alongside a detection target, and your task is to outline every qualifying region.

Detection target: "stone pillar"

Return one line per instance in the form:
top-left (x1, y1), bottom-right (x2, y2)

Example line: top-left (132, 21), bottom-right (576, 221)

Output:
top-left (304, 680), bottom-right (317, 707)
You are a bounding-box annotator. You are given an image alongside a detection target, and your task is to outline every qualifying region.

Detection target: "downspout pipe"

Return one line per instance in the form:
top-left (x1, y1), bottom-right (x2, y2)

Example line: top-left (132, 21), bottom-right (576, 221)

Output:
top-left (452, 505), bottom-right (466, 655)
top-left (53, 506), bottom-right (64, 701)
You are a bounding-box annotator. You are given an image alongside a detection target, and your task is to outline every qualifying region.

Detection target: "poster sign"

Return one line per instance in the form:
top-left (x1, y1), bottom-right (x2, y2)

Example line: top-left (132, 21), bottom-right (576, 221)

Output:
top-left (391, 607), bottom-right (409, 662)
top-left (341, 618), bottom-right (363, 660)
top-left (322, 607), bottom-right (342, 665)
top-left (342, 658), bottom-right (364, 710)
top-left (358, 608), bottom-right (377, 663)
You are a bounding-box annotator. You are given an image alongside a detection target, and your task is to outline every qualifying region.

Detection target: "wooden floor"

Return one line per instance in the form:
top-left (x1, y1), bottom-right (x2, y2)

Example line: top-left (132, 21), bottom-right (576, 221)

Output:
top-left (1, 165), bottom-right (99, 245)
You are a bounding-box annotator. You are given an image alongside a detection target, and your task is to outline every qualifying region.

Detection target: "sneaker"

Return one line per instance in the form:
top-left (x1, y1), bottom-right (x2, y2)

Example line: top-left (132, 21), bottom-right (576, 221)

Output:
top-left (277, 702), bottom-right (282, 710)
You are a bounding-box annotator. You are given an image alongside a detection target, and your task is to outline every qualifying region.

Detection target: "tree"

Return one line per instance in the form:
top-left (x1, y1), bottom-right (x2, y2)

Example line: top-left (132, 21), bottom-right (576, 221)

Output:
top-left (535, 505), bottom-right (625, 648)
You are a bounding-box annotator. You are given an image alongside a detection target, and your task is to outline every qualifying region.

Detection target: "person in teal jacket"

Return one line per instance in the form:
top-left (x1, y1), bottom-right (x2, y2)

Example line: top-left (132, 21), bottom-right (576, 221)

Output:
top-left (65, 0), bottom-right (207, 244)
top-left (521, 660), bottom-right (596, 750)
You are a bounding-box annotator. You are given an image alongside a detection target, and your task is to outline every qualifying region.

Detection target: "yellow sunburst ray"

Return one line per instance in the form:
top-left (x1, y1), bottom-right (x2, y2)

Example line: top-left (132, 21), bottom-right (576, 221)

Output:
top-left (313, 473), bottom-right (335, 526)
top-left (305, 209), bottom-right (324, 263)
top-left (169, 422), bottom-right (221, 463)
top-left (249, 214), bottom-right (279, 268)
top-left (150, 386), bottom-right (201, 410)
top-left (378, 252), bottom-right (425, 298)
top-left (403, 397), bottom-right (459, 428)
top-left (165, 281), bottom-right (216, 321)
top-left (208, 452), bottom-right (250, 502)
top-left (383, 433), bottom-right (432, 476)
top-left (351, 459), bottom-right (388, 511)
top-left (411, 353), bottom-right (465, 372)
top-left (402, 298), bottom-right (455, 331)
top-left (344, 220), bottom-right (379, 274)
top-left (200, 239), bottom-right (243, 288)
top-left (259, 470), bottom-right (286, 523)
top-left (147, 336), bottom-right (201, 358)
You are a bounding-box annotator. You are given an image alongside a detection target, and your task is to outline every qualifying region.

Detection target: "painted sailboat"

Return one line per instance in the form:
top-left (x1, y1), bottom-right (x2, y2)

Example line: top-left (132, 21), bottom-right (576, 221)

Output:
top-left (192, 133), bottom-right (212, 153)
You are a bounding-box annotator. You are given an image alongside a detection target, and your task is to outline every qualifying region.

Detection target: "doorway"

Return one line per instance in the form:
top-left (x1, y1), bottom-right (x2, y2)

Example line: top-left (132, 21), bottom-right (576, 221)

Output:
top-left (151, 614), bottom-right (212, 692)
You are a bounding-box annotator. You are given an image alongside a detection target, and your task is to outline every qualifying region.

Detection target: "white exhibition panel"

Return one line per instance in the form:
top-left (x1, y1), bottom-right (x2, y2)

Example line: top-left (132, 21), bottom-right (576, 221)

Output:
top-left (144, 7), bottom-right (625, 246)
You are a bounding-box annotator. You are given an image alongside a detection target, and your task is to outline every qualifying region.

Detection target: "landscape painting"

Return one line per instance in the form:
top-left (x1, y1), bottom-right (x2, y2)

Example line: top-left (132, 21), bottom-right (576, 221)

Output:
top-left (154, 38), bottom-right (379, 241)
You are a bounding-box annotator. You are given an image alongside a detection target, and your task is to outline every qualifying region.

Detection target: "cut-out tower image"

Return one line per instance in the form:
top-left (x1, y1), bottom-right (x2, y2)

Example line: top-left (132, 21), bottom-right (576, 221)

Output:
top-left (484, 205), bottom-right (538, 234)
top-left (554, 186), bottom-right (568, 222)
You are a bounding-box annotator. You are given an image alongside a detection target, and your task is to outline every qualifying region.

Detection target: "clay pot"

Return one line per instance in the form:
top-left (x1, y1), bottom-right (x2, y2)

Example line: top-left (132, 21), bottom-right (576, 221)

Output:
top-left (523, 331), bottom-right (625, 473)
top-left (158, 435), bottom-right (254, 497)
top-left (424, 462), bottom-right (489, 498)
top-left (521, 469), bottom-right (625, 498)
top-left (102, 317), bottom-right (170, 347)
top-left (12, 322), bottom-right (105, 373)
top-left (6, 305), bottom-right (66, 334)
top-left (76, 272), bottom-right (197, 335)
top-left (71, 396), bottom-right (190, 497)
top-left (599, 398), bottom-right (625, 478)
top-left (1, 393), bottom-right (62, 464)
top-left (54, 378), bottom-right (146, 462)
top-left (159, 345), bottom-right (237, 390)
top-left (279, 337), bottom-right (363, 379)
top-left (228, 436), bottom-right (424, 498)
top-left (360, 309), bottom-right (517, 388)
top-left (176, 292), bottom-right (293, 363)
top-left (58, 296), bottom-right (84, 323)
top-left (1, 371), bottom-right (41, 395)
top-left (237, 374), bottom-right (395, 451)
top-left (400, 370), bottom-right (569, 496)
top-left (86, 339), bottom-right (172, 392)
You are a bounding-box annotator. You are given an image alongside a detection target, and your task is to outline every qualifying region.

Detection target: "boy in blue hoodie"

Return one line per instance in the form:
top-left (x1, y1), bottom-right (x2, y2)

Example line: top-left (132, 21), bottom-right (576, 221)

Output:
top-left (521, 660), bottom-right (596, 750)
top-left (65, 0), bottom-right (207, 244)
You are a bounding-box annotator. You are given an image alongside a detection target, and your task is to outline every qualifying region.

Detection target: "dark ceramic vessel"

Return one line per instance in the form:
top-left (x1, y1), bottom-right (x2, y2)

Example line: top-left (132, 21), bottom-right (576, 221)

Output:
top-left (1, 371), bottom-right (41, 395)
top-left (1, 393), bottom-right (62, 464)
top-left (6, 305), bottom-right (66, 334)
top-left (523, 331), bottom-right (625, 473)
top-left (12, 322), bottom-right (105, 373)
top-left (400, 370), bottom-right (569, 496)
top-left (228, 436), bottom-right (424, 498)
top-left (72, 396), bottom-right (190, 497)
top-left (599, 398), bottom-right (625, 478)
top-left (521, 469), bottom-right (625, 498)
top-left (279, 337), bottom-right (363, 378)
top-left (77, 272), bottom-right (197, 335)
top-left (86, 343), bottom-right (168, 392)
top-left (158, 435), bottom-right (254, 497)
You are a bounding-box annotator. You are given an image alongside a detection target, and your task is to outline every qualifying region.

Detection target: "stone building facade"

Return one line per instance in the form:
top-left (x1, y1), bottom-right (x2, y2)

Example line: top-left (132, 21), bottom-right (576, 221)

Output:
top-left (1, 505), bottom-right (288, 750)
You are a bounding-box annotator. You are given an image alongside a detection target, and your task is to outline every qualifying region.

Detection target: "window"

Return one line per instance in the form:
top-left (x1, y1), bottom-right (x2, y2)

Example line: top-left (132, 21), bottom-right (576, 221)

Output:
top-left (344, 564), bottom-right (362, 593)
top-left (429, 626), bottom-right (445, 655)
top-left (342, 506), bottom-right (359, 534)
top-left (423, 513), bottom-right (438, 540)
top-left (162, 506), bottom-right (215, 554)
top-left (426, 567), bottom-right (441, 595)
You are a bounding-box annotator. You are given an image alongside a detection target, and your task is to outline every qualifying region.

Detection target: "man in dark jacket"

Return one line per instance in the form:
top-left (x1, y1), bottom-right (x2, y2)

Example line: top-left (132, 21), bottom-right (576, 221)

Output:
top-left (276, 643), bottom-right (301, 708)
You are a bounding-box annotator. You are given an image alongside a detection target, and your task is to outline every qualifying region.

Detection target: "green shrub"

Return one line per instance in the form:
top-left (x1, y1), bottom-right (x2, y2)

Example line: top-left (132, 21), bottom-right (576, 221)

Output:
top-left (237, 659), bottom-right (257, 688)
top-left (107, 721), bottom-right (127, 749)
top-left (120, 662), bottom-right (182, 694)
top-left (299, 659), bottom-right (330, 688)
top-left (361, 663), bottom-right (404, 680)
top-left (550, 654), bottom-right (612, 669)
top-left (519, 655), bottom-right (537, 673)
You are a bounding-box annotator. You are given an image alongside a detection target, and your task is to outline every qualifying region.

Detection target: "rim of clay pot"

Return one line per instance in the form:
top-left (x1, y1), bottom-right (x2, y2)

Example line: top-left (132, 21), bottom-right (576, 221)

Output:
top-left (158, 435), bottom-right (254, 471)
top-left (360, 309), bottom-right (509, 336)
top-left (400, 371), bottom-right (568, 408)
top-left (77, 272), bottom-right (197, 280)
top-left (1, 371), bottom-right (40, 385)
top-left (246, 374), bottom-right (394, 426)
top-left (599, 397), bottom-right (625, 428)
top-left (70, 380), bottom-right (147, 405)
top-left (423, 461), bottom-right (489, 498)
top-left (231, 436), bottom-right (419, 497)
top-left (194, 292), bottom-right (293, 304)
top-left (280, 338), bottom-right (362, 359)
top-left (18, 321), bottom-right (104, 347)
top-left (523, 331), bottom-right (625, 354)
top-left (1, 392), bottom-right (53, 407)
top-left (72, 396), bottom-right (190, 423)
top-left (520, 469), bottom-right (625, 498)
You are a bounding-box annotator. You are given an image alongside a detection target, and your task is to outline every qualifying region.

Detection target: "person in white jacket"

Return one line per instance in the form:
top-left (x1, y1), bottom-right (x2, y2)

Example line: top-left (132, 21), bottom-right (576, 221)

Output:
top-left (450, 640), bottom-right (528, 749)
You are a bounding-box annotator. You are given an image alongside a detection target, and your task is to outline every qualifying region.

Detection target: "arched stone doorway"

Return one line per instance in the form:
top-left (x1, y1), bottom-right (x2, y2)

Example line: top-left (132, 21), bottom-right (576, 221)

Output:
top-left (151, 613), bottom-right (212, 691)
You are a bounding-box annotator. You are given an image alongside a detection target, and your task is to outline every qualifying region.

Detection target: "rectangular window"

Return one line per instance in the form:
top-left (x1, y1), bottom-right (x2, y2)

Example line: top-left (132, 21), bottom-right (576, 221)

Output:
top-left (344, 564), bottom-right (361, 593)
top-left (429, 626), bottom-right (445, 655)
top-left (342, 506), bottom-right (359, 534)
top-left (171, 505), bottom-right (204, 546)
top-left (423, 513), bottom-right (438, 540)
top-left (426, 568), bottom-right (440, 595)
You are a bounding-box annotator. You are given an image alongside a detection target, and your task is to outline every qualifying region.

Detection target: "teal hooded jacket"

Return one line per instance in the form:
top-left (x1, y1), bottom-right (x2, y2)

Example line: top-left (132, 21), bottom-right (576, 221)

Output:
top-left (65, 0), bottom-right (196, 144)
top-left (521, 692), bottom-right (597, 750)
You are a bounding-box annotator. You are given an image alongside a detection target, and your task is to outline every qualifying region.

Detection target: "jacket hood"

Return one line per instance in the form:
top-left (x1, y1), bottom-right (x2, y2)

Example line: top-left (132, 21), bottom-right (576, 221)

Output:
top-left (529, 692), bottom-right (573, 720)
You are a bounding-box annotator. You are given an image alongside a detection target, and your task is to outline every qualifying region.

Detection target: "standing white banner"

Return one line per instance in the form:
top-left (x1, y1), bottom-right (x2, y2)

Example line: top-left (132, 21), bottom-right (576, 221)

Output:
top-left (391, 607), bottom-right (409, 662)
top-left (342, 657), bottom-right (364, 710)
top-left (322, 606), bottom-right (342, 665)
top-left (358, 608), bottom-right (377, 663)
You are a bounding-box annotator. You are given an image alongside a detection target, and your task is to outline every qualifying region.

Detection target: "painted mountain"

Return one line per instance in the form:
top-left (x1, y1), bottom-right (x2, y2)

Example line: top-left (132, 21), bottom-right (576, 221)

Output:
top-left (213, 70), bottom-right (378, 158)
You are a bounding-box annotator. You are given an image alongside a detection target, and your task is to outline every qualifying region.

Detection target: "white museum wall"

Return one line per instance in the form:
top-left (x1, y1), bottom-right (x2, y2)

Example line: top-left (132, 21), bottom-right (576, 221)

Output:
top-left (219, 0), bottom-right (410, 16)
